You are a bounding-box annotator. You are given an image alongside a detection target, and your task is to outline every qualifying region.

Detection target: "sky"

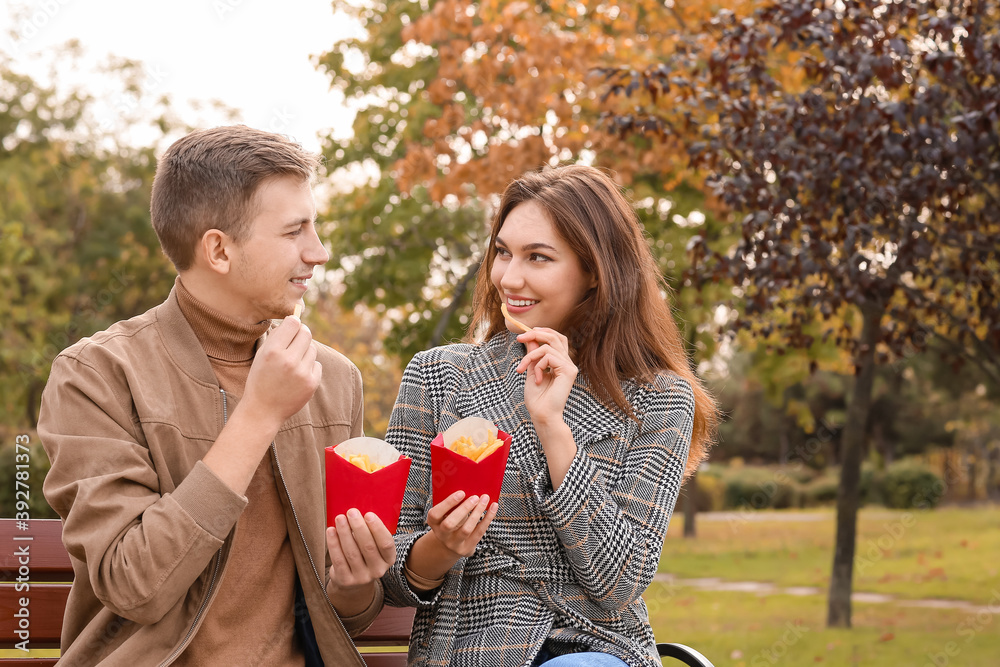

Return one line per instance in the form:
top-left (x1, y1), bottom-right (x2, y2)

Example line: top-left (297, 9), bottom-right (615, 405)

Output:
top-left (2, 0), bottom-right (361, 151)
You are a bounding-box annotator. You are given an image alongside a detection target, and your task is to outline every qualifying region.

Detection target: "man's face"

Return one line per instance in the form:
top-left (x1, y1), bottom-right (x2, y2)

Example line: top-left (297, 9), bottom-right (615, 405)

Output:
top-left (229, 175), bottom-right (329, 322)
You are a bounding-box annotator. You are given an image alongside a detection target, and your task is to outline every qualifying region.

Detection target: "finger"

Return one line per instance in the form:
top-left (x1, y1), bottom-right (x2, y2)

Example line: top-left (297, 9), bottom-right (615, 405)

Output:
top-left (518, 327), bottom-right (569, 351)
top-left (440, 496), bottom-right (480, 532)
top-left (428, 490), bottom-right (467, 523)
top-left (334, 513), bottom-right (363, 575)
top-left (326, 525), bottom-right (349, 576)
top-left (287, 321), bottom-right (315, 358)
top-left (460, 495), bottom-right (490, 536)
top-left (515, 344), bottom-right (552, 373)
top-left (265, 315), bottom-right (303, 349)
top-left (470, 502), bottom-right (499, 543)
top-left (535, 358), bottom-right (548, 384)
top-left (365, 512), bottom-right (397, 565)
top-left (345, 509), bottom-right (382, 568)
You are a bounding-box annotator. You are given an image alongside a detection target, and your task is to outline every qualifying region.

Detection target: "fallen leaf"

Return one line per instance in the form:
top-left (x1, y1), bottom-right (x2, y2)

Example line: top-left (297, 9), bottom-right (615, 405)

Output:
top-left (880, 632), bottom-right (895, 642)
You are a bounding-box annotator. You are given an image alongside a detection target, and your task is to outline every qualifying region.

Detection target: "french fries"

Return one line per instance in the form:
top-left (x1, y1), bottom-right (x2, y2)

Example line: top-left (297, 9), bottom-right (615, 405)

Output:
top-left (447, 434), bottom-right (506, 462)
top-left (342, 452), bottom-right (385, 473)
top-left (500, 302), bottom-right (532, 333)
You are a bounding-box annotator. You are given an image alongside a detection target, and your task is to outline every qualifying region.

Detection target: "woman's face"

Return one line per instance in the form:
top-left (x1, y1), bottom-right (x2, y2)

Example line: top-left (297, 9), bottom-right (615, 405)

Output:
top-left (490, 201), bottom-right (596, 334)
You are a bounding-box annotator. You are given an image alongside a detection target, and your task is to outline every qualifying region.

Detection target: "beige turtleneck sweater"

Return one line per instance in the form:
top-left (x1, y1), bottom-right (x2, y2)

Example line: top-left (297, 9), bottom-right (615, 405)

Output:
top-left (173, 278), bottom-right (303, 667)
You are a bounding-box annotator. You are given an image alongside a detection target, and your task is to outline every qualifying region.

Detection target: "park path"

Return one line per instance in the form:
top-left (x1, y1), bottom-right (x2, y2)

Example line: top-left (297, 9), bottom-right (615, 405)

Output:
top-left (652, 573), bottom-right (997, 614)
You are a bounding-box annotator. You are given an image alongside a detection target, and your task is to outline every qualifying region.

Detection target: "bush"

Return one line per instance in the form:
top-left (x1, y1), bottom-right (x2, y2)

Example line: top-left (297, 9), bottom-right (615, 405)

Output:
top-left (799, 463), bottom-right (882, 507)
top-left (722, 466), bottom-right (799, 510)
top-left (802, 471), bottom-right (840, 507)
top-left (878, 460), bottom-right (945, 509)
top-left (678, 471), bottom-right (725, 513)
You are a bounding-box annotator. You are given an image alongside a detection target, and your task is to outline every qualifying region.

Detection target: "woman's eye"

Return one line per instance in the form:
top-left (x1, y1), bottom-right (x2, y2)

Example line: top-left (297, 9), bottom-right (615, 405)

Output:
top-left (530, 253), bottom-right (552, 262)
top-left (495, 247), bottom-right (510, 257)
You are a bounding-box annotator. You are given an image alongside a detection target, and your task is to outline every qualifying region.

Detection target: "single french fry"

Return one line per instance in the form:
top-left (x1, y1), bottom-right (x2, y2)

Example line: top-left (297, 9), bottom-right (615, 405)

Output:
top-left (293, 301), bottom-right (304, 319)
top-left (475, 439), bottom-right (504, 462)
top-left (500, 302), bottom-right (532, 333)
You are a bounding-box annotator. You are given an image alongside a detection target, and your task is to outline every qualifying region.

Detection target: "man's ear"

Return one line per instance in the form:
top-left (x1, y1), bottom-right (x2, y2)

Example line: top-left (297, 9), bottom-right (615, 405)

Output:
top-left (199, 229), bottom-right (233, 275)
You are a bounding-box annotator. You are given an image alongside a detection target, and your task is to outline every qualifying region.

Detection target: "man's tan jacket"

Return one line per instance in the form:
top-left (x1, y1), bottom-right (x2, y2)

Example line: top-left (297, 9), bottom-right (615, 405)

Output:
top-left (39, 285), bottom-right (381, 666)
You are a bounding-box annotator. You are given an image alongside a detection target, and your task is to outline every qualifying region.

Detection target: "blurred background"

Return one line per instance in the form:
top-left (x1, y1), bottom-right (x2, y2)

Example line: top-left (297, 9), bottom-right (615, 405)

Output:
top-left (2, 0), bottom-right (998, 664)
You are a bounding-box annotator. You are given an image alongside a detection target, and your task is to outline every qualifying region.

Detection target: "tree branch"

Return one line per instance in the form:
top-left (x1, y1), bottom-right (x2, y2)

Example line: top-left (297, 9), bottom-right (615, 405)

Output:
top-left (429, 260), bottom-right (479, 347)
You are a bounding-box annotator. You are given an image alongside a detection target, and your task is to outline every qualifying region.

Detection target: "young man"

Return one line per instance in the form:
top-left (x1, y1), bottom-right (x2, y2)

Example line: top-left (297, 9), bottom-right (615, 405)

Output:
top-left (39, 126), bottom-right (394, 665)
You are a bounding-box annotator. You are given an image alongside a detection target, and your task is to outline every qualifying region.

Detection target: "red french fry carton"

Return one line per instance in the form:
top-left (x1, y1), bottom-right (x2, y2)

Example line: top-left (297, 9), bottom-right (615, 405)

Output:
top-left (326, 437), bottom-right (412, 534)
top-left (431, 417), bottom-right (512, 506)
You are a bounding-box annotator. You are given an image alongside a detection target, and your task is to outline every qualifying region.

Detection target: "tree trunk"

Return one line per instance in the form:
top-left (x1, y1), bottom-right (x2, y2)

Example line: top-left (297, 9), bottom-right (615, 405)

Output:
top-left (827, 303), bottom-right (881, 628)
top-left (683, 471), bottom-right (698, 538)
top-left (26, 379), bottom-right (42, 429)
top-left (429, 263), bottom-right (478, 347)
top-left (987, 446), bottom-right (1000, 501)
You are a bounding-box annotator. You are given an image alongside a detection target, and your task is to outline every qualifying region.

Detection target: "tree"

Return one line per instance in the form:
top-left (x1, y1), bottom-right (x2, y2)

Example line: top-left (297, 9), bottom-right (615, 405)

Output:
top-left (316, 0), bottom-right (740, 361)
top-left (598, 0), bottom-right (1000, 627)
top-left (302, 287), bottom-right (404, 438)
top-left (0, 49), bottom-right (177, 434)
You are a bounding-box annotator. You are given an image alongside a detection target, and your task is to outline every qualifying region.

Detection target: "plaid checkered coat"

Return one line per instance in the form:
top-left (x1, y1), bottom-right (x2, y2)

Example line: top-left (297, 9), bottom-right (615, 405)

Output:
top-left (382, 332), bottom-right (694, 667)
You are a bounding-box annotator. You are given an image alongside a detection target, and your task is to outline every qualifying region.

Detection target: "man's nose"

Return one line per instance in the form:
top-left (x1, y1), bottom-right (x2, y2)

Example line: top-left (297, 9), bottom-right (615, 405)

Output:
top-left (304, 226), bottom-right (330, 266)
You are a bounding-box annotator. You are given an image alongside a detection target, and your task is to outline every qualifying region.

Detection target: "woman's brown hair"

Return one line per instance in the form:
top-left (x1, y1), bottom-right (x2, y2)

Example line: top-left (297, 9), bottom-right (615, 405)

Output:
top-left (469, 165), bottom-right (717, 476)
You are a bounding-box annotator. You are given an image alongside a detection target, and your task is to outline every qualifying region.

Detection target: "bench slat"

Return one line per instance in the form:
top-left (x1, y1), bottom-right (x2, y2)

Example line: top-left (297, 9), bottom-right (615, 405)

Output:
top-left (0, 521), bottom-right (72, 579)
top-left (0, 584), bottom-right (66, 647)
top-left (355, 606), bottom-right (415, 644)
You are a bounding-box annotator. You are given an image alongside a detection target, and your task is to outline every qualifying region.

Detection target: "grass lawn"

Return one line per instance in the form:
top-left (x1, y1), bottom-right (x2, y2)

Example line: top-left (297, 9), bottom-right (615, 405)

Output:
top-left (659, 506), bottom-right (1000, 605)
top-left (647, 585), bottom-right (1000, 667)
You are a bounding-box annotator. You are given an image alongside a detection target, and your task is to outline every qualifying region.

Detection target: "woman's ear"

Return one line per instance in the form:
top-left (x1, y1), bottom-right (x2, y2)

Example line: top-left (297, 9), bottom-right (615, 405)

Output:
top-left (198, 229), bottom-right (232, 275)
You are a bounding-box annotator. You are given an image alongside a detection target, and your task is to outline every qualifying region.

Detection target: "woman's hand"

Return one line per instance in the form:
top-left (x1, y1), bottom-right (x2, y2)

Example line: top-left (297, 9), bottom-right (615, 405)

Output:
top-left (426, 490), bottom-right (498, 559)
top-left (515, 327), bottom-right (577, 428)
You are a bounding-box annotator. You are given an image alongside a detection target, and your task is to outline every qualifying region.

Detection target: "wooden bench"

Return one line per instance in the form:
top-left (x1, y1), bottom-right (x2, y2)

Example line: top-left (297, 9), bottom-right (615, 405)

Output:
top-left (1, 518), bottom-right (712, 666)
top-left (0, 518), bottom-right (411, 666)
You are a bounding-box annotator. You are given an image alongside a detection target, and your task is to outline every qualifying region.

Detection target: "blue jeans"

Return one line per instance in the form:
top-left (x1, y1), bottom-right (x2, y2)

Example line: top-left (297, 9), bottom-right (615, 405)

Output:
top-left (535, 652), bottom-right (629, 666)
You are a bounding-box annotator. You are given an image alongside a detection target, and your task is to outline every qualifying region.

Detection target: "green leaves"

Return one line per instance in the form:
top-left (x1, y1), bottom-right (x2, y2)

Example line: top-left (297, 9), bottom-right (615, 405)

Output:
top-left (0, 56), bottom-right (175, 432)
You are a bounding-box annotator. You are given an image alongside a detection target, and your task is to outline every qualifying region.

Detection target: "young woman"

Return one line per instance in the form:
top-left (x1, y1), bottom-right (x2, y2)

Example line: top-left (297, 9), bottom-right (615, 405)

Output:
top-left (382, 165), bottom-right (718, 666)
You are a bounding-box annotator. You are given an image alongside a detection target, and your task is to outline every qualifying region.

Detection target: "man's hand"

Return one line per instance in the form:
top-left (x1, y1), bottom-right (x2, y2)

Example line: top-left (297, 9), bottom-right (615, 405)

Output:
top-left (326, 509), bottom-right (396, 617)
top-left (241, 316), bottom-right (322, 431)
top-left (202, 316), bottom-right (321, 495)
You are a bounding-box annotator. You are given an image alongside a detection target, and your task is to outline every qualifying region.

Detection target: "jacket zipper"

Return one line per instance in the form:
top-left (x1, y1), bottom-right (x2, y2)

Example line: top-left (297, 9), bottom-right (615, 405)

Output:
top-left (270, 439), bottom-right (357, 656)
top-left (158, 388), bottom-right (230, 667)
